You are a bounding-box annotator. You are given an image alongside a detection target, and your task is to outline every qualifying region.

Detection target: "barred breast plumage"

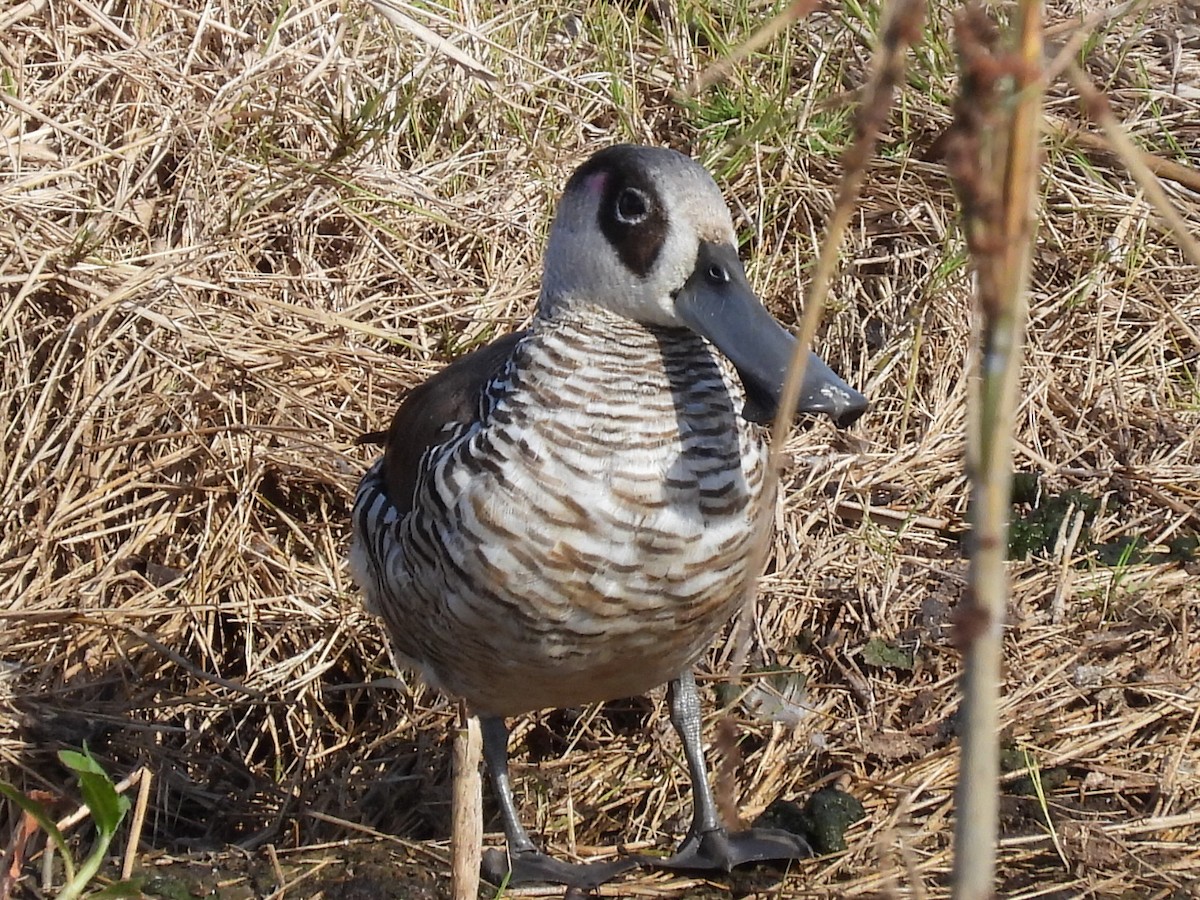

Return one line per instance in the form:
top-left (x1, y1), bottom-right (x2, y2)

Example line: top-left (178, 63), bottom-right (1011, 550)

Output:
top-left (349, 144), bottom-right (868, 889)
top-left (354, 307), bottom-right (769, 716)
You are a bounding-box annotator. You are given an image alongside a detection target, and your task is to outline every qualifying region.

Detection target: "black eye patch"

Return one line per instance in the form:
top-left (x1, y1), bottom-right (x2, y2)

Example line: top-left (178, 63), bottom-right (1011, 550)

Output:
top-left (561, 146), bottom-right (673, 278)
top-left (567, 146), bottom-right (669, 278)
top-left (598, 172), bottom-right (668, 276)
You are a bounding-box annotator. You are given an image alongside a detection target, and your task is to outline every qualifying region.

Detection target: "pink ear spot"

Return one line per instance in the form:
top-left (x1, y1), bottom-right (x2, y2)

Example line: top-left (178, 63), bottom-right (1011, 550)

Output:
top-left (582, 171), bottom-right (609, 196)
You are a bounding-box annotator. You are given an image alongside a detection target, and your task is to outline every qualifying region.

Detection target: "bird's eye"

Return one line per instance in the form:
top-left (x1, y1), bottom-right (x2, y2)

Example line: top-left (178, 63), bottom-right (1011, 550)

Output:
top-left (706, 263), bottom-right (729, 285)
top-left (614, 187), bottom-right (650, 225)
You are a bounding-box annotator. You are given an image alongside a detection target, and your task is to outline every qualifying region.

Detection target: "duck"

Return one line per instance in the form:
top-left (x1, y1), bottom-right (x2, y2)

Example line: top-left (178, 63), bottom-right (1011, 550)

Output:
top-left (350, 144), bottom-right (868, 889)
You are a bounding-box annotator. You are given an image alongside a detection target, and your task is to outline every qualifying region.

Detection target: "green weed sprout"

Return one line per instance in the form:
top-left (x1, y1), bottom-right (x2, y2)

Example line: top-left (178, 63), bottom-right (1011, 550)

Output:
top-left (0, 745), bottom-right (137, 899)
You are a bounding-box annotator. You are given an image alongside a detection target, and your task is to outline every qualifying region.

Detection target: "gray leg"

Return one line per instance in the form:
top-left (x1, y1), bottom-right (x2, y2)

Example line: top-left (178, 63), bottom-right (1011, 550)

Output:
top-left (478, 715), bottom-right (637, 888)
top-left (668, 670), bottom-right (723, 838)
top-left (640, 671), bottom-right (814, 873)
top-left (480, 716), bottom-right (537, 853)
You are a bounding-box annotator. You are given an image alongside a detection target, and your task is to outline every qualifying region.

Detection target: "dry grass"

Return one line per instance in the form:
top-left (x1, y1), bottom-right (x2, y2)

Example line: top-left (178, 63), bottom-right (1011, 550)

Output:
top-left (2, 0), bottom-right (1199, 897)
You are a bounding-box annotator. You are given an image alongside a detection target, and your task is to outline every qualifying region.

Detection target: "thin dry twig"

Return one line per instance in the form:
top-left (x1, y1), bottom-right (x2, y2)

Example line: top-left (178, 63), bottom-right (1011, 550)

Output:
top-left (944, 3), bottom-right (1046, 896)
top-left (1064, 61), bottom-right (1200, 267)
top-left (367, 0), bottom-right (498, 82)
top-left (450, 711), bottom-right (482, 900)
top-left (120, 768), bottom-right (151, 882)
top-left (683, 0), bottom-right (822, 97)
top-left (732, 0), bottom-right (927, 676)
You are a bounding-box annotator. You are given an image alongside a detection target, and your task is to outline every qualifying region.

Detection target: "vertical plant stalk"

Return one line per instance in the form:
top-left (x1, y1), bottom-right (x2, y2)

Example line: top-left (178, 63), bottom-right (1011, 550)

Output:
top-left (451, 709), bottom-right (482, 900)
top-left (946, 3), bottom-right (1044, 897)
top-left (121, 768), bottom-right (152, 881)
top-left (731, 0), bottom-right (926, 678)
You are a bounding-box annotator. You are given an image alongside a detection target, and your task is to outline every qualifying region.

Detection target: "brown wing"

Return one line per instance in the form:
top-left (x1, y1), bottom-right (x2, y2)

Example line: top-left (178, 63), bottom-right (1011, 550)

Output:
top-left (381, 331), bottom-right (527, 515)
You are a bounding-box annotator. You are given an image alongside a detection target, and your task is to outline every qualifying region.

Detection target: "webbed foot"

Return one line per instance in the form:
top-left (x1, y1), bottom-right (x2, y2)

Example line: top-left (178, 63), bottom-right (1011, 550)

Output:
top-left (639, 825), bottom-right (812, 873)
top-left (481, 846), bottom-right (638, 890)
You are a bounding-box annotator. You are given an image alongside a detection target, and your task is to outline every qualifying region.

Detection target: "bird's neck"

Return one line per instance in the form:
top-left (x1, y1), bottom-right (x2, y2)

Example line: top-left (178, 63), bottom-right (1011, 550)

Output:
top-left (532, 299), bottom-right (690, 351)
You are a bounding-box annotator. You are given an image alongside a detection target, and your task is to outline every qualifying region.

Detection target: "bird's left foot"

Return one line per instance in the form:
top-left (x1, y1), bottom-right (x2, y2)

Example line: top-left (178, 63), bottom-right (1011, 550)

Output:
top-left (637, 826), bottom-right (812, 874)
top-left (481, 846), bottom-right (638, 889)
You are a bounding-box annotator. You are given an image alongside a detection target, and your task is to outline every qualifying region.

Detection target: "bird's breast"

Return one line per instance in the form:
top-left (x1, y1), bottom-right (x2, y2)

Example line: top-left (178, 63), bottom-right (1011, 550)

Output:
top-left (363, 315), bottom-right (774, 716)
